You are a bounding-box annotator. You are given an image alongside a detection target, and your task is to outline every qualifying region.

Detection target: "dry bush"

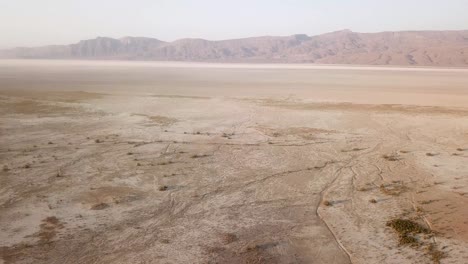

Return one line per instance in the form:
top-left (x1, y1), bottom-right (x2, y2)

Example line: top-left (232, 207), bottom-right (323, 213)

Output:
top-left (158, 161), bottom-right (173, 165)
top-left (191, 154), bottom-right (209, 158)
top-left (380, 183), bottom-right (407, 196)
top-left (426, 244), bottom-right (445, 264)
top-left (386, 218), bottom-right (430, 246)
top-left (91, 203), bottom-right (109, 210)
top-left (160, 239), bottom-right (170, 244)
top-left (382, 154), bottom-right (401, 161)
top-left (221, 233), bottom-right (238, 244)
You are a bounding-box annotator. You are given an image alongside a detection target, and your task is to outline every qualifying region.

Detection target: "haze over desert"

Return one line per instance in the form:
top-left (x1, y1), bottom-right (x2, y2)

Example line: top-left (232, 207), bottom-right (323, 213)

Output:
top-left (2, 1), bottom-right (468, 263)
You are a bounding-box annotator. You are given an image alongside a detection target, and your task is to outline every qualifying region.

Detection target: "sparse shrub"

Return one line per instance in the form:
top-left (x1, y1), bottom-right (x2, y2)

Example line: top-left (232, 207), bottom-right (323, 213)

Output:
top-left (380, 183), bottom-right (407, 196)
top-left (323, 200), bottom-right (332, 206)
top-left (221, 233), bottom-right (238, 244)
top-left (420, 200), bottom-right (433, 205)
top-left (127, 152), bottom-right (133, 155)
top-left (341, 147), bottom-right (365, 152)
top-left (191, 154), bottom-right (208, 158)
top-left (369, 199), bottom-right (377, 203)
top-left (386, 219), bottom-right (430, 235)
top-left (91, 203), bottom-right (109, 210)
top-left (3, 165), bottom-right (9, 172)
top-left (137, 163), bottom-right (141, 166)
top-left (24, 164), bottom-right (31, 169)
top-left (386, 218), bottom-right (430, 246)
top-left (159, 185), bottom-right (168, 191)
top-left (48, 141), bottom-right (53, 145)
top-left (95, 139), bottom-right (101, 143)
top-left (398, 234), bottom-right (419, 246)
top-left (426, 244), bottom-right (445, 264)
top-left (382, 154), bottom-right (400, 161)
top-left (245, 244), bottom-right (260, 252)
top-left (426, 152), bottom-right (438, 157)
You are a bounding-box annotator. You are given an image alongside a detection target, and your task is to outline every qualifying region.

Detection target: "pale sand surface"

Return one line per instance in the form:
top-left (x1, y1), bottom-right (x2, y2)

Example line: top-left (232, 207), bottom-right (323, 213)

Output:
top-left (1, 61), bottom-right (468, 263)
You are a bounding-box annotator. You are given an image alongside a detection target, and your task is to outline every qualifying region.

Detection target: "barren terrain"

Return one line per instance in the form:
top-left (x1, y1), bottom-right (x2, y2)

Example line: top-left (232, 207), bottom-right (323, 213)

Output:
top-left (2, 29), bottom-right (468, 66)
top-left (1, 60), bottom-right (468, 264)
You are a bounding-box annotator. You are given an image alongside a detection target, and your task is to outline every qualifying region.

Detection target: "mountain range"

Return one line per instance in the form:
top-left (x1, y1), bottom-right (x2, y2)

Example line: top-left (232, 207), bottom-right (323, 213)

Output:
top-left (1, 30), bottom-right (468, 66)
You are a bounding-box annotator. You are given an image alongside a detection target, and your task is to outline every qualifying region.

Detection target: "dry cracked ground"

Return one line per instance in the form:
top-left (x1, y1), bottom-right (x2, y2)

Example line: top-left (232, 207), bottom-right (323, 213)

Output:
top-left (1, 61), bottom-right (468, 264)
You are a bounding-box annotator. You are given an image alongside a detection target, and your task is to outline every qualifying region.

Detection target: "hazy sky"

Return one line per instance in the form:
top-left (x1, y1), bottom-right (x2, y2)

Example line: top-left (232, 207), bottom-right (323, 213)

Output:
top-left (1, 0), bottom-right (468, 48)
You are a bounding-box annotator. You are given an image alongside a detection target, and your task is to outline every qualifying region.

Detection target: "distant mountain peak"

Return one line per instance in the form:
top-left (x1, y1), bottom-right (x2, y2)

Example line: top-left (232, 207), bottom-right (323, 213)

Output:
top-left (325, 29), bottom-right (353, 34)
top-left (1, 30), bottom-right (468, 66)
top-left (291, 34), bottom-right (311, 41)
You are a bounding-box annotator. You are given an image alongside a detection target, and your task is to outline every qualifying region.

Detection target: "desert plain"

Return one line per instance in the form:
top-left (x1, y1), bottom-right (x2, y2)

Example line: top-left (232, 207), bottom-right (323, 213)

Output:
top-left (1, 60), bottom-right (468, 264)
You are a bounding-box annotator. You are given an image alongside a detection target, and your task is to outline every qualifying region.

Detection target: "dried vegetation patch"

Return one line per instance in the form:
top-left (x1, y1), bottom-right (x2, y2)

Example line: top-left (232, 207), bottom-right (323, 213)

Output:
top-left (386, 218), bottom-right (445, 263)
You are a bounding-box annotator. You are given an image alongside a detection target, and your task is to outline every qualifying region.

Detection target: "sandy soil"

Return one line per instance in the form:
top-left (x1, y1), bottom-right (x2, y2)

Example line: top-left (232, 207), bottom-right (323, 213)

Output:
top-left (1, 61), bottom-right (468, 264)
